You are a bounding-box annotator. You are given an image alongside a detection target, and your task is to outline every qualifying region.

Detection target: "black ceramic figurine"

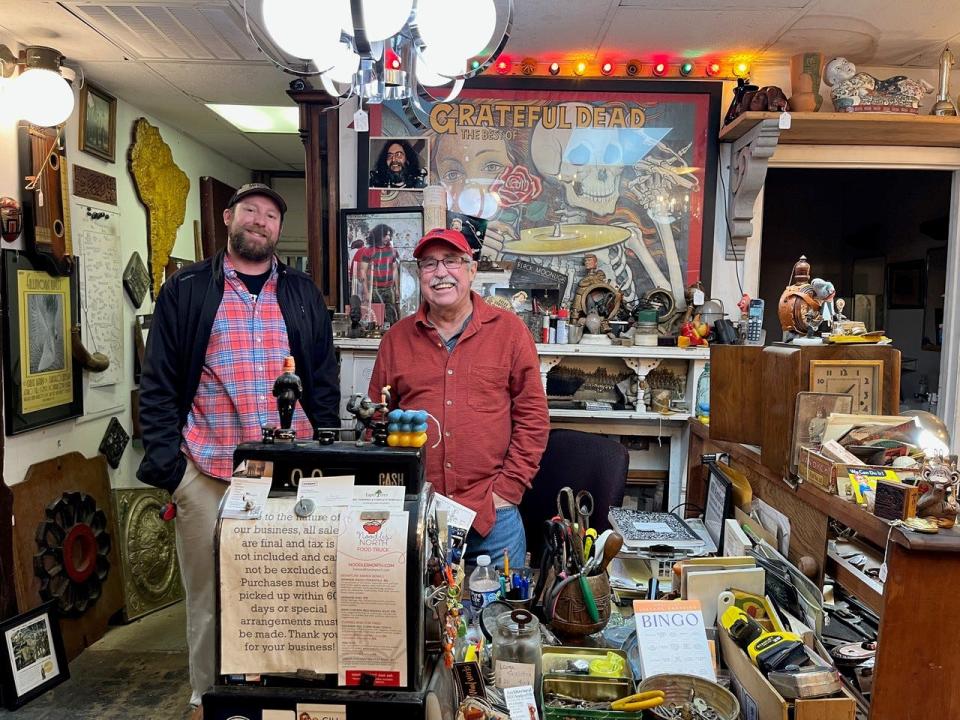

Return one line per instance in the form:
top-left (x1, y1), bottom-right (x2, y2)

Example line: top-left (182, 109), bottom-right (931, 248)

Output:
top-left (272, 355), bottom-right (302, 430)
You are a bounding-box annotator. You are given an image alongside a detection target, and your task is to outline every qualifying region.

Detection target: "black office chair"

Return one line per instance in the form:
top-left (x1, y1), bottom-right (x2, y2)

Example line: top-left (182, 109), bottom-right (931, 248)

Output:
top-left (519, 429), bottom-right (629, 562)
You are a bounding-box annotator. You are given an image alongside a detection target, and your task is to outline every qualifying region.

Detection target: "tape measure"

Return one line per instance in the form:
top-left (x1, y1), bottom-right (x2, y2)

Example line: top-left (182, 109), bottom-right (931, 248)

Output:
top-left (721, 606), bottom-right (806, 674)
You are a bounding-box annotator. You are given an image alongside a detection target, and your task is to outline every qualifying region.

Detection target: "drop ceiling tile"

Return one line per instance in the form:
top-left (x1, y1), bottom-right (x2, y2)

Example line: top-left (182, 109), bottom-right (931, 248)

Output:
top-left (190, 130), bottom-right (296, 171)
top-left (146, 61), bottom-right (295, 105)
top-left (245, 133), bottom-right (306, 166)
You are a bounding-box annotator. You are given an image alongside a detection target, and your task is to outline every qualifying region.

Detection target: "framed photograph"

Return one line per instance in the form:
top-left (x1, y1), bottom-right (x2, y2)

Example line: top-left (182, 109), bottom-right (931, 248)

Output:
top-left (368, 136), bottom-right (430, 190)
top-left (886, 259), bottom-right (925, 309)
top-left (78, 82), bottom-right (117, 163)
top-left (0, 601), bottom-right (69, 709)
top-left (703, 462), bottom-right (734, 551)
top-left (362, 78), bottom-right (721, 315)
top-left (790, 392), bottom-right (854, 472)
top-left (340, 207), bottom-right (424, 326)
top-left (2, 251), bottom-right (83, 435)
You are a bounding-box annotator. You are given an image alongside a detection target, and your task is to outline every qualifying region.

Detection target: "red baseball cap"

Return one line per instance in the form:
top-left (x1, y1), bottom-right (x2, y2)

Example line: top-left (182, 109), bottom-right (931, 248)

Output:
top-left (412, 228), bottom-right (472, 259)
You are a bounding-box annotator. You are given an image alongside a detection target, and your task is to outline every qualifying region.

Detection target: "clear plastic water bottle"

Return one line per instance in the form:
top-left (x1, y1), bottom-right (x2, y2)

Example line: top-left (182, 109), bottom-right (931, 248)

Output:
top-left (469, 555), bottom-right (500, 614)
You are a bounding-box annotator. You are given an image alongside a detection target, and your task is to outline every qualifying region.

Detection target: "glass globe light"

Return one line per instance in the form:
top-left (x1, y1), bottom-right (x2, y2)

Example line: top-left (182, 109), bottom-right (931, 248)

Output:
top-left (357, 0), bottom-right (413, 42)
top-left (417, 0), bottom-right (495, 64)
top-left (13, 68), bottom-right (74, 127)
top-left (320, 41), bottom-right (360, 84)
top-left (262, 0), bottom-right (332, 59)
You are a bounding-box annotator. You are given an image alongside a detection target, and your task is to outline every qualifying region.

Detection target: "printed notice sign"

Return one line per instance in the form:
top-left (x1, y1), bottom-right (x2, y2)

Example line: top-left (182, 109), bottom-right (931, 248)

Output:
top-left (219, 498), bottom-right (342, 674)
top-left (336, 509), bottom-right (409, 687)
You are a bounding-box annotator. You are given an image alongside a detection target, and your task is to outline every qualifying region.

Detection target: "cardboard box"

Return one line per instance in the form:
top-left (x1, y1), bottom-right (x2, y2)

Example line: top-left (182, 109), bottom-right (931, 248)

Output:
top-left (719, 627), bottom-right (855, 720)
top-left (796, 446), bottom-right (918, 497)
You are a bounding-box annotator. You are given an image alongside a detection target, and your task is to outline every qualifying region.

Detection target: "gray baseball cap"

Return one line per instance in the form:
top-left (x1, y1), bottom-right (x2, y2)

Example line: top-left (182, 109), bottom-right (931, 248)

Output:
top-left (227, 183), bottom-right (287, 216)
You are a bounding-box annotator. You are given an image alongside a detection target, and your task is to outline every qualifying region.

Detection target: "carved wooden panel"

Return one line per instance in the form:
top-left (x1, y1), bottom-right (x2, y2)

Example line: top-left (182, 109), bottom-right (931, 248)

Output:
top-left (11, 453), bottom-right (123, 660)
top-left (72, 165), bottom-right (118, 206)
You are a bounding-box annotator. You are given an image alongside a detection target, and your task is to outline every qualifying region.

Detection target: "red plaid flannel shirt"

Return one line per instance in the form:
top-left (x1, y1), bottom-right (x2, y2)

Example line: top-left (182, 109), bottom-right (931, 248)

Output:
top-left (182, 256), bottom-right (313, 479)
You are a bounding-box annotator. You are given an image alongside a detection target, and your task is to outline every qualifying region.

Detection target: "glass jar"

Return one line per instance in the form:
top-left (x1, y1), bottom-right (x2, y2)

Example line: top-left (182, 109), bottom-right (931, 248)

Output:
top-left (491, 609), bottom-right (541, 689)
top-left (696, 362), bottom-right (710, 423)
top-left (331, 312), bottom-right (350, 338)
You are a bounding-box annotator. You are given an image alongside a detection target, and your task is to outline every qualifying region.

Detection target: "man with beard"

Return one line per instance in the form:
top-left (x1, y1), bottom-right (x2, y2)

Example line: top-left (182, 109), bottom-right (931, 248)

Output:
top-left (137, 183), bottom-right (339, 719)
top-left (369, 139), bottom-right (427, 189)
top-left (369, 229), bottom-right (548, 567)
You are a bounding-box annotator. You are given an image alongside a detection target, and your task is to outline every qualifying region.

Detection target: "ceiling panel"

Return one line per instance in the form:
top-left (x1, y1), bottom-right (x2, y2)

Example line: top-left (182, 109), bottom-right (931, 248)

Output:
top-left (145, 61), bottom-right (294, 105)
top-left (601, 7), bottom-right (802, 58)
top-left (189, 130), bottom-right (296, 171)
top-left (244, 133), bottom-right (306, 166)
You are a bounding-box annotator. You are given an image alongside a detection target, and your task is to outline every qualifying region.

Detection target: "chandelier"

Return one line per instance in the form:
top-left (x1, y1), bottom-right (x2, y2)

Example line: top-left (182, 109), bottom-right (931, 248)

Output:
top-left (244, 0), bottom-right (513, 109)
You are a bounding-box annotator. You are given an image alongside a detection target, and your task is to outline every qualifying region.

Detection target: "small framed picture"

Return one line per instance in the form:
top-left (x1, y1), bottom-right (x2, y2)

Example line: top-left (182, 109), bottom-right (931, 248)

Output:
top-left (0, 601), bottom-right (69, 709)
top-left (367, 137), bottom-right (430, 190)
top-left (78, 82), bottom-right (117, 163)
top-left (340, 207), bottom-right (424, 327)
top-left (886, 259), bottom-right (925, 309)
top-left (791, 392), bottom-right (854, 472)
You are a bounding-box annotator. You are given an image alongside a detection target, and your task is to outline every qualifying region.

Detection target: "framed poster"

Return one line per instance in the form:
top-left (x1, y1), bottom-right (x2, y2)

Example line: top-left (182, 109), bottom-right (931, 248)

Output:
top-left (362, 77), bottom-right (721, 311)
top-left (0, 601), bottom-right (69, 709)
top-left (1, 251), bottom-right (83, 435)
top-left (340, 207), bottom-right (424, 326)
top-left (78, 82), bottom-right (117, 163)
top-left (886, 259), bottom-right (925, 309)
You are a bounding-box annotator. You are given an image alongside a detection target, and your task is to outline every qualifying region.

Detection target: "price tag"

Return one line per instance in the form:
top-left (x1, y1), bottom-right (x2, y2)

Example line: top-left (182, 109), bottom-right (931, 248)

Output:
top-left (693, 288), bottom-right (705, 306)
top-left (779, 111), bottom-right (792, 129)
top-left (353, 108), bottom-right (369, 132)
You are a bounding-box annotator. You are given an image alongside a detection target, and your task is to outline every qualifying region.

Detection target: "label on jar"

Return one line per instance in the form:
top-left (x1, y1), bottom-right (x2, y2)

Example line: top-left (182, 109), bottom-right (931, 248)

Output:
top-left (494, 660), bottom-right (535, 689)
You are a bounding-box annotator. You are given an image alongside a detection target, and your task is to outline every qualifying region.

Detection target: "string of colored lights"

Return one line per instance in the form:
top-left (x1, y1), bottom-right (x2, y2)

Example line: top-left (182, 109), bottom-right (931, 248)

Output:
top-left (491, 56), bottom-right (751, 80)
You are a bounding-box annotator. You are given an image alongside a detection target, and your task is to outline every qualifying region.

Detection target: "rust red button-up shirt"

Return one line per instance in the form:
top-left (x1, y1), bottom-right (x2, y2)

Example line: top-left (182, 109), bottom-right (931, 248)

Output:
top-left (369, 293), bottom-right (549, 536)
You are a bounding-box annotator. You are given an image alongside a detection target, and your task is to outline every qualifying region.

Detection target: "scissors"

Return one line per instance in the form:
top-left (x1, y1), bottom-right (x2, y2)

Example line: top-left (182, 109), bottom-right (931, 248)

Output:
top-left (556, 487), bottom-right (579, 532)
top-left (575, 490), bottom-right (594, 533)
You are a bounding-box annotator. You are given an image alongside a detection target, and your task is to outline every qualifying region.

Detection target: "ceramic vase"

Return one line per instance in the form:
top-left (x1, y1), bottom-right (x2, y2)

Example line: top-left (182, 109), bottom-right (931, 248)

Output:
top-left (789, 52), bottom-right (824, 111)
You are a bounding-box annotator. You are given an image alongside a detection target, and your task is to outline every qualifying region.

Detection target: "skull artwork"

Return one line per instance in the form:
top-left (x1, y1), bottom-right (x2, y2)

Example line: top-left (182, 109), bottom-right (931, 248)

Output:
top-left (531, 102), bottom-right (625, 216)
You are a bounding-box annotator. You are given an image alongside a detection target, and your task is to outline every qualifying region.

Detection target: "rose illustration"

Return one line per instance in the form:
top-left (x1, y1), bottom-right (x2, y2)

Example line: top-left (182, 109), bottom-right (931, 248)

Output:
top-left (492, 164), bottom-right (543, 207)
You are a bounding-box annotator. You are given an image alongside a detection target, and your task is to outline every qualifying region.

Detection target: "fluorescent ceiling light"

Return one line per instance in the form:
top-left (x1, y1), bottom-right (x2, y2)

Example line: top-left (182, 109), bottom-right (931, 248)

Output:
top-left (206, 104), bottom-right (299, 133)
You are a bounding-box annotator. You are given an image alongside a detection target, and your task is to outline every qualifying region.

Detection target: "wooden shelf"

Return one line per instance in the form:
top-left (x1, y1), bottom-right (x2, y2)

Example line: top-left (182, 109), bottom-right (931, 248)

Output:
top-left (720, 111), bottom-right (960, 147)
top-left (549, 409), bottom-right (691, 422)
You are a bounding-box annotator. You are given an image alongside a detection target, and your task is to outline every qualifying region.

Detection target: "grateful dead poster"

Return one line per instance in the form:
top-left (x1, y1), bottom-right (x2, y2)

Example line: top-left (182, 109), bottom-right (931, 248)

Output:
top-left (365, 80), bottom-right (720, 311)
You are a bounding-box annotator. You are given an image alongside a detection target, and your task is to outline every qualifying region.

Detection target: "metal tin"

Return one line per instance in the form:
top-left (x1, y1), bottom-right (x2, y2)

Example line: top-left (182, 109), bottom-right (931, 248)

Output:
top-left (541, 675), bottom-right (642, 720)
top-left (541, 646), bottom-right (632, 679)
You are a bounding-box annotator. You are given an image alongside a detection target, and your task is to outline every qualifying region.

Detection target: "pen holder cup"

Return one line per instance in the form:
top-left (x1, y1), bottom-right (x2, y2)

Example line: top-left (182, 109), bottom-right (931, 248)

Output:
top-left (549, 573), bottom-right (612, 638)
top-left (503, 569), bottom-right (535, 611)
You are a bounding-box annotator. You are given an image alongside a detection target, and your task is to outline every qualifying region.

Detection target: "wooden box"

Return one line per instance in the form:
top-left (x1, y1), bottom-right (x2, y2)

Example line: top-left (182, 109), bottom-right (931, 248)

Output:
top-left (797, 446), bottom-right (919, 501)
top-left (719, 627), bottom-right (856, 720)
top-left (709, 345), bottom-right (765, 445)
top-left (760, 345), bottom-right (901, 479)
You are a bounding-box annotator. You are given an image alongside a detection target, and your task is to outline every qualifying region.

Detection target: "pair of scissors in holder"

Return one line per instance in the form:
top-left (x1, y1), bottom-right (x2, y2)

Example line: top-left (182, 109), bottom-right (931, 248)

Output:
top-left (556, 487), bottom-right (579, 531)
top-left (575, 490), bottom-right (594, 534)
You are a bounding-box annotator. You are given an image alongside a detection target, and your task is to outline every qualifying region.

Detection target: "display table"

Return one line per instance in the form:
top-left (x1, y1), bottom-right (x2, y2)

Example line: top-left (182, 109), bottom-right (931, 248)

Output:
top-left (687, 420), bottom-right (960, 720)
top-left (335, 338), bottom-right (709, 509)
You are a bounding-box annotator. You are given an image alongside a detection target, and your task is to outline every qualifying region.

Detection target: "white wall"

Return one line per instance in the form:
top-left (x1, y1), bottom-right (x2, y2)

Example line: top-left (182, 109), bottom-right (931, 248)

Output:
top-left (0, 37), bottom-right (250, 489)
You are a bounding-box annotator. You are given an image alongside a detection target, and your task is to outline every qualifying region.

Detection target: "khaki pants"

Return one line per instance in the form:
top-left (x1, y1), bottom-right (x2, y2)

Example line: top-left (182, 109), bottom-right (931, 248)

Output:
top-left (173, 458), bottom-right (228, 706)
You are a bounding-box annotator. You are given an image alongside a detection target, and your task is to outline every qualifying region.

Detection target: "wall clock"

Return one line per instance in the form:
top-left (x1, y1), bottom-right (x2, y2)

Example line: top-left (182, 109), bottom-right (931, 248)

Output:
top-left (808, 359), bottom-right (883, 415)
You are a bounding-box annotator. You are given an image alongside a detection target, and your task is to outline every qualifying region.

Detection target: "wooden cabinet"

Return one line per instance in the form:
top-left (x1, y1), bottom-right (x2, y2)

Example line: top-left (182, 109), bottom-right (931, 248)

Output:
top-left (688, 421), bottom-right (960, 720)
top-left (708, 344), bottom-right (900, 478)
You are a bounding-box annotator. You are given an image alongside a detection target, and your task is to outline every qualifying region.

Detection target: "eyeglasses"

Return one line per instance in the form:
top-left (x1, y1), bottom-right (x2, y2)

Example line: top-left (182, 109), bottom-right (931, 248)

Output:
top-left (417, 256), bottom-right (471, 272)
top-left (386, 151), bottom-right (406, 160)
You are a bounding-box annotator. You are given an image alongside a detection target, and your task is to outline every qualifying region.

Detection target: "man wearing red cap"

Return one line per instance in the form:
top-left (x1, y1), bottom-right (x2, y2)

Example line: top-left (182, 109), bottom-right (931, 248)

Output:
top-left (369, 228), bottom-right (548, 566)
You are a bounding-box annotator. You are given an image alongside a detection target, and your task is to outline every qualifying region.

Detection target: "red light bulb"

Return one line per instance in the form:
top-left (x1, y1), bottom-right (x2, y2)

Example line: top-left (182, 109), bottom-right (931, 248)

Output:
top-left (496, 58), bottom-right (511, 75)
top-left (601, 61), bottom-right (614, 76)
top-left (706, 61), bottom-right (721, 77)
top-left (653, 62), bottom-right (667, 77)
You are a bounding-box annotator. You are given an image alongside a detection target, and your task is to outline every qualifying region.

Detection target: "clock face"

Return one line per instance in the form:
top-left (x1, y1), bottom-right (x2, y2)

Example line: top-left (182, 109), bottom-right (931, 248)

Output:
top-left (809, 361), bottom-right (883, 414)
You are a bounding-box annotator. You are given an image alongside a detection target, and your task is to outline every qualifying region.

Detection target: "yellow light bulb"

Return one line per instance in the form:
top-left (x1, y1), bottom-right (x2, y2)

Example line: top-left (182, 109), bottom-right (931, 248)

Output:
top-left (574, 61), bottom-right (587, 76)
top-left (733, 61), bottom-right (751, 78)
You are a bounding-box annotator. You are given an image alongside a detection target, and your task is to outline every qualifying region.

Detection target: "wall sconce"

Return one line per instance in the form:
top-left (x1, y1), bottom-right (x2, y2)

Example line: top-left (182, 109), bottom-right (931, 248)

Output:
top-left (0, 45), bottom-right (76, 127)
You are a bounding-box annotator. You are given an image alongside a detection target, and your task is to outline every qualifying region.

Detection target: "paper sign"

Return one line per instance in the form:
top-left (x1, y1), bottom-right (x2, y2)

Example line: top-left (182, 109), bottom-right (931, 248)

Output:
top-left (336, 509), bottom-right (409, 687)
top-left (262, 711), bottom-right (295, 720)
top-left (433, 493), bottom-right (477, 532)
top-left (634, 521), bottom-right (673, 534)
top-left (352, 485), bottom-right (406, 509)
top-left (633, 599), bottom-right (716, 681)
top-left (503, 685), bottom-right (539, 720)
top-left (297, 475), bottom-right (355, 507)
top-left (221, 476), bottom-right (272, 519)
top-left (494, 659), bottom-right (536, 689)
top-left (296, 704), bottom-right (346, 720)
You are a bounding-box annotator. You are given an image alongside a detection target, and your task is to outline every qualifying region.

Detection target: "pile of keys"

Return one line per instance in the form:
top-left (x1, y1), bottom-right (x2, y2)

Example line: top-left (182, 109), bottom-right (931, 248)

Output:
top-left (657, 696), bottom-right (723, 720)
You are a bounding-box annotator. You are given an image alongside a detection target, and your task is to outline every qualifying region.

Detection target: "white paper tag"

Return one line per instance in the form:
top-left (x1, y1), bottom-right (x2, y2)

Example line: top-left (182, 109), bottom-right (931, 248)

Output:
top-left (878, 562), bottom-right (888, 583)
top-left (693, 289), bottom-right (705, 306)
top-left (779, 111), bottom-right (792, 129)
top-left (503, 685), bottom-right (540, 720)
top-left (353, 108), bottom-right (369, 132)
top-left (296, 704), bottom-right (346, 720)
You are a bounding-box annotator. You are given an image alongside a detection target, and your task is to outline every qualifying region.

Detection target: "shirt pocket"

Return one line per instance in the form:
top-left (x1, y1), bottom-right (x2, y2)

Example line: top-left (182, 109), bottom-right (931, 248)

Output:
top-left (468, 364), bottom-right (510, 413)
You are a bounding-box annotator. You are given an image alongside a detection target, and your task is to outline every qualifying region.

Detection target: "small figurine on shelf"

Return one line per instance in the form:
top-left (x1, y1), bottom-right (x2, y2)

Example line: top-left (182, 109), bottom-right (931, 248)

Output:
top-left (679, 314), bottom-right (709, 347)
top-left (804, 308), bottom-right (821, 340)
top-left (778, 255), bottom-right (824, 342)
top-left (346, 387), bottom-right (390, 446)
top-left (824, 57), bottom-right (933, 114)
top-left (917, 457), bottom-right (960, 529)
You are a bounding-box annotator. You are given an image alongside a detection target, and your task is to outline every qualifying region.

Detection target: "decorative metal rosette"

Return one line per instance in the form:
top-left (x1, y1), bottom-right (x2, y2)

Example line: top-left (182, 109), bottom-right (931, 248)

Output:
top-left (33, 491), bottom-right (111, 616)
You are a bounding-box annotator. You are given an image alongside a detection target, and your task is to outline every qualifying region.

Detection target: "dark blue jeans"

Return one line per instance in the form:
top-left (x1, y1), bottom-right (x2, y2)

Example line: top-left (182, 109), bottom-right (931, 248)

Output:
top-left (464, 505), bottom-right (527, 570)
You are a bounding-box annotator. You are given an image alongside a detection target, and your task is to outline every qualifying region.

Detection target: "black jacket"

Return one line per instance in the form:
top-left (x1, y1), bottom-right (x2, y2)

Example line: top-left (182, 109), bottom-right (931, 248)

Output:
top-left (136, 249), bottom-right (340, 492)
